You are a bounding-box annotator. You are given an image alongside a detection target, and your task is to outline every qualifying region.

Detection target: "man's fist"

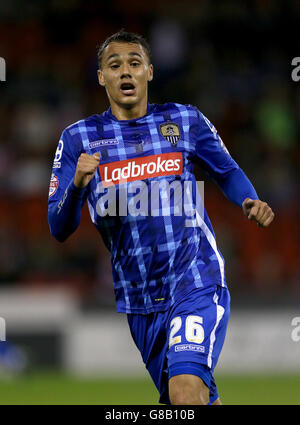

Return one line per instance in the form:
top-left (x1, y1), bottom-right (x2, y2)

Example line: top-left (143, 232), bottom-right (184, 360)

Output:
top-left (74, 152), bottom-right (100, 189)
top-left (242, 198), bottom-right (275, 228)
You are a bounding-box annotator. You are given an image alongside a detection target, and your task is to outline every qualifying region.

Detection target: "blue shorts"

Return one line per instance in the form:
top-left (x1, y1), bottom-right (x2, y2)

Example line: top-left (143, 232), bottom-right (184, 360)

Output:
top-left (127, 284), bottom-right (230, 404)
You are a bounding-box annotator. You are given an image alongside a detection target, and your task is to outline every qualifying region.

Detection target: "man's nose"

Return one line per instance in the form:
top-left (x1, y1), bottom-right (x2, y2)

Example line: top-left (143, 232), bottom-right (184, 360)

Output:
top-left (120, 64), bottom-right (132, 79)
top-left (121, 73), bottom-right (132, 79)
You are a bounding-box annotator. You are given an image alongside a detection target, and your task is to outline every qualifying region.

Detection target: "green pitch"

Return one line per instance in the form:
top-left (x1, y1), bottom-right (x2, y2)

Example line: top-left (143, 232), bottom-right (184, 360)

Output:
top-left (0, 371), bottom-right (299, 404)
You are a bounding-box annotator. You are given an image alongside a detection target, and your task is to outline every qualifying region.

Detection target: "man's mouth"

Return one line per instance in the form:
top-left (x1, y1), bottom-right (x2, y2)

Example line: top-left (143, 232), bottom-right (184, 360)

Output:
top-left (120, 82), bottom-right (136, 96)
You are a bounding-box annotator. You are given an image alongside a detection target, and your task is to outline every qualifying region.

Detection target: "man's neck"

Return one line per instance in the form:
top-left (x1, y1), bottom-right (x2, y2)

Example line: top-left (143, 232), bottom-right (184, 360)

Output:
top-left (110, 101), bottom-right (148, 121)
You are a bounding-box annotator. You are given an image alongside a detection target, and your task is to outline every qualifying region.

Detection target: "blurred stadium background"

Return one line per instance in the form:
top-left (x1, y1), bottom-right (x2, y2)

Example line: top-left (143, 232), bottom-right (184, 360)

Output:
top-left (0, 0), bottom-right (300, 404)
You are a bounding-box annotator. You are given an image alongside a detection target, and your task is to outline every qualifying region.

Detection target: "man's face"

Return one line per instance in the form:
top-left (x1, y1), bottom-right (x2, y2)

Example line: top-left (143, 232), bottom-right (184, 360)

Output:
top-left (98, 42), bottom-right (153, 109)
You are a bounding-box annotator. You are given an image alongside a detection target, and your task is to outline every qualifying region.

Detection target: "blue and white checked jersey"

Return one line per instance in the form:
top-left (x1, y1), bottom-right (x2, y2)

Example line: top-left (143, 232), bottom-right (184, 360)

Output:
top-left (48, 102), bottom-right (242, 314)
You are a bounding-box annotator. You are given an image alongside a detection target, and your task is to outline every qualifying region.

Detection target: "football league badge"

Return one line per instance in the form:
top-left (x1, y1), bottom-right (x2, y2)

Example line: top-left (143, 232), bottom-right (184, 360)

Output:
top-left (160, 122), bottom-right (180, 146)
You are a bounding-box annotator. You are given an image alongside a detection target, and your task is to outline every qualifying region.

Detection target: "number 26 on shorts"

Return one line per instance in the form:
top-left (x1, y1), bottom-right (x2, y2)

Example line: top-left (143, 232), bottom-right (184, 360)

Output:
top-left (169, 315), bottom-right (204, 347)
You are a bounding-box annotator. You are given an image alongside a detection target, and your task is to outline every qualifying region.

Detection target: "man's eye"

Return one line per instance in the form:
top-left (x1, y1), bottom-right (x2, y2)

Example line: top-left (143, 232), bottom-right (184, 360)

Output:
top-left (110, 64), bottom-right (119, 69)
top-left (131, 62), bottom-right (140, 67)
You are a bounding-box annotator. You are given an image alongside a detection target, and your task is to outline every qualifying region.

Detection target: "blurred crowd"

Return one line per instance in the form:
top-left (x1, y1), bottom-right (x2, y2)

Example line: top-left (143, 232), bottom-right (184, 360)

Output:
top-left (0, 0), bottom-right (299, 306)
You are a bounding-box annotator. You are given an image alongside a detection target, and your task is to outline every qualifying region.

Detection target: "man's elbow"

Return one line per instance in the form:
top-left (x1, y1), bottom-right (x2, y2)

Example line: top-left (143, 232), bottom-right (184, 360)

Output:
top-left (48, 216), bottom-right (69, 242)
top-left (48, 204), bottom-right (80, 243)
top-left (48, 217), bottom-right (79, 242)
top-left (49, 226), bottom-right (68, 243)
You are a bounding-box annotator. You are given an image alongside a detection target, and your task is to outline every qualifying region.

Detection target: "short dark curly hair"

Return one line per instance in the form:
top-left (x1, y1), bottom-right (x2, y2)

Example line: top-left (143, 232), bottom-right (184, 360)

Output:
top-left (97, 29), bottom-right (151, 69)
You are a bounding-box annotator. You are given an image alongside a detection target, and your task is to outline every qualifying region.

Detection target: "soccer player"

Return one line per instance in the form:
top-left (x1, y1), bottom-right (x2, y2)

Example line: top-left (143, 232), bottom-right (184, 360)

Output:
top-left (48, 30), bottom-right (274, 405)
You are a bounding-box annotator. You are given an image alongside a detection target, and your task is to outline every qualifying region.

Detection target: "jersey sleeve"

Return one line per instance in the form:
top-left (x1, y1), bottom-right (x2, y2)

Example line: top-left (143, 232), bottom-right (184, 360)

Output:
top-left (192, 109), bottom-right (259, 206)
top-left (48, 129), bottom-right (87, 241)
top-left (192, 109), bottom-right (239, 178)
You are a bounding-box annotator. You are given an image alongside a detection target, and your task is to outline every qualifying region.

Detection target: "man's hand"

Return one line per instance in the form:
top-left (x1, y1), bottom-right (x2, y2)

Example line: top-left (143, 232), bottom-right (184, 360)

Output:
top-left (242, 198), bottom-right (275, 228)
top-left (74, 152), bottom-right (100, 189)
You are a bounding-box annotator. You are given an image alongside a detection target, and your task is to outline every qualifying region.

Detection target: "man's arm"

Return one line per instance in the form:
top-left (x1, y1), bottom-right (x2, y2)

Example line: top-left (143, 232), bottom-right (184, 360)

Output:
top-left (193, 110), bottom-right (274, 228)
top-left (48, 180), bottom-right (87, 242)
top-left (215, 167), bottom-right (274, 228)
top-left (48, 129), bottom-right (100, 242)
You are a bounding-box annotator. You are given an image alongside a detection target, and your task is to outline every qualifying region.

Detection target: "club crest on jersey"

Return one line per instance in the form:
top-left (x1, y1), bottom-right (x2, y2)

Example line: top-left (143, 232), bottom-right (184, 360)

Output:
top-left (49, 174), bottom-right (59, 198)
top-left (160, 122), bottom-right (180, 146)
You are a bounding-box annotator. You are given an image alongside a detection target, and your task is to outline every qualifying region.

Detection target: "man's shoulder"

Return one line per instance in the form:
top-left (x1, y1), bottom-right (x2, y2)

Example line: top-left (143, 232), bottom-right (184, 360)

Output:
top-left (153, 102), bottom-right (199, 116)
top-left (62, 113), bottom-right (103, 137)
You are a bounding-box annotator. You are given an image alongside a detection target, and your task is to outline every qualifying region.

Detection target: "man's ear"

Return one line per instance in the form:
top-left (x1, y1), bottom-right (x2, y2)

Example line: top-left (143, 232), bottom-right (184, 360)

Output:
top-left (97, 69), bottom-right (105, 87)
top-left (148, 64), bottom-right (154, 82)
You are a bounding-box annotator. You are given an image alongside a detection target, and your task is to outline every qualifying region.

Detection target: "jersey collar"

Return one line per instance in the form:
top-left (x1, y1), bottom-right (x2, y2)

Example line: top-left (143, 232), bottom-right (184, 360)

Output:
top-left (106, 103), bottom-right (155, 123)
